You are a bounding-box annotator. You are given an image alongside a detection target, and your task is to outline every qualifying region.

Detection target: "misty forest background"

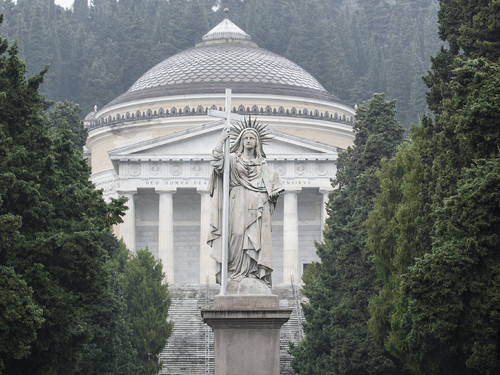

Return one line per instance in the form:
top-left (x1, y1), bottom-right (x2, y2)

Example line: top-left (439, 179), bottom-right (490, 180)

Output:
top-left (1, 0), bottom-right (442, 127)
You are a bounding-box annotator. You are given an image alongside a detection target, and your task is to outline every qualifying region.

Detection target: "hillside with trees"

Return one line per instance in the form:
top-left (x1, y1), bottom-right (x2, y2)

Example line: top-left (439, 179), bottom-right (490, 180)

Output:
top-left (0, 0), bottom-right (442, 127)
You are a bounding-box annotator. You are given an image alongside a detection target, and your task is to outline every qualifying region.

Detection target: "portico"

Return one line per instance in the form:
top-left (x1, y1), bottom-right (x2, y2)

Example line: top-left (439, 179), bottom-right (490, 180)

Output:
top-left (103, 122), bottom-right (336, 286)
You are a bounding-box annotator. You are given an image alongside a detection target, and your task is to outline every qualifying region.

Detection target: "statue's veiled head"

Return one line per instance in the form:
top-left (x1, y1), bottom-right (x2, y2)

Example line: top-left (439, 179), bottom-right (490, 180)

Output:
top-left (231, 127), bottom-right (264, 158)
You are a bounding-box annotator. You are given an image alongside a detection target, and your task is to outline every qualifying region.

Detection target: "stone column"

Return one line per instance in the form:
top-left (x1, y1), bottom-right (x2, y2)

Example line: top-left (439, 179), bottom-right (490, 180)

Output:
top-left (158, 189), bottom-right (175, 285)
top-left (320, 188), bottom-right (332, 230)
top-left (199, 188), bottom-right (216, 285)
top-left (119, 190), bottom-right (136, 252)
top-left (283, 188), bottom-right (301, 285)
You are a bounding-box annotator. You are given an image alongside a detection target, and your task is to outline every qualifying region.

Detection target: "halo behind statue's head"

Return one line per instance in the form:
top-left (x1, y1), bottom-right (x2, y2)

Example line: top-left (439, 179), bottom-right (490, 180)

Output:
top-left (230, 116), bottom-right (272, 157)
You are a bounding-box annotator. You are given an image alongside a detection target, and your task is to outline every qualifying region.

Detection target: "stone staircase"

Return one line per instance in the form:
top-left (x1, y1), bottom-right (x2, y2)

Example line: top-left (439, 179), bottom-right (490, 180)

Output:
top-left (159, 285), bottom-right (304, 375)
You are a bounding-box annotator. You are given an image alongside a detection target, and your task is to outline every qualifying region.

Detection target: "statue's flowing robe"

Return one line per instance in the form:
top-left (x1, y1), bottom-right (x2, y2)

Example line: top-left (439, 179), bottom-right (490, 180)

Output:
top-left (208, 145), bottom-right (280, 287)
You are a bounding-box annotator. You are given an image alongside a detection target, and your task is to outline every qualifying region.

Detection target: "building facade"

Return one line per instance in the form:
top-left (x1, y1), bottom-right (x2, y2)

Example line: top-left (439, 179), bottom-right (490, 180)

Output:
top-left (84, 14), bottom-right (355, 288)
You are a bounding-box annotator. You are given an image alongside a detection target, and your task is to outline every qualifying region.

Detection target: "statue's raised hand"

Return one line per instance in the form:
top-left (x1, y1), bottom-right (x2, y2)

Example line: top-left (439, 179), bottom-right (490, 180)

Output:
top-left (217, 126), bottom-right (230, 143)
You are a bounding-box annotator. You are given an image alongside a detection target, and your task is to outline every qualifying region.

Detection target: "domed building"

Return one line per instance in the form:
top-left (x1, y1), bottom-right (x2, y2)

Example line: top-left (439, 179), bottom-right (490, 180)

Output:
top-left (85, 13), bottom-right (355, 289)
top-left (85, 12), bottom-right (354, 374)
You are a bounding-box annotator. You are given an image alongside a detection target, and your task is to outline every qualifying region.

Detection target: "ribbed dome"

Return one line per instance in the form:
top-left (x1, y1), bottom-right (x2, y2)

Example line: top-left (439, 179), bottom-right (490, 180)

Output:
top-left (105, 18), bottom-right (338, 107)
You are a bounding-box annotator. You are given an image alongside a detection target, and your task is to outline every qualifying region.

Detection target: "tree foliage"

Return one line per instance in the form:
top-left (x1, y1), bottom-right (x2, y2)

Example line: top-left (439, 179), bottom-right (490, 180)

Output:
top-left (74, 232), bottom-right (138, 375)
top-left (0, 265), bottom-right (43, 373)
top-left (290, 93), bottom-right (405, 374)
top-left (366, 1), bottom-right (500, 373)
top-left (0, 17), bottom-right (172, 374)
top-left (124, 249), bottom-right (174, 375)
top-left (47, 100), bottom-right (88, 150)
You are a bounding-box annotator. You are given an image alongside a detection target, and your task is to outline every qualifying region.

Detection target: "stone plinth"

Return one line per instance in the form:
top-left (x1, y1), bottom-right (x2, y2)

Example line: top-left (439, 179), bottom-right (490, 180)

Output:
top-left (201, 295), bottom-right (292, 375)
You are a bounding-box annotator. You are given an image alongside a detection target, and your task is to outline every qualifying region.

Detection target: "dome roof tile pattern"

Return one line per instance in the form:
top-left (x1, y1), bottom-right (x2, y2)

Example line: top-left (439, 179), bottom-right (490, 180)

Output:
top-left (105, 18), bottom-right (339, 108)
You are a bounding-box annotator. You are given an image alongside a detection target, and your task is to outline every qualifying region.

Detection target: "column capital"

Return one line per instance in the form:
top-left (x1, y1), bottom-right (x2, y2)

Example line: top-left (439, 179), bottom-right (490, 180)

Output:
top-left (196, 186), bottom-right (210, 194)
top-left (117, 189), bottom-right (137, 196)
top-left (156, 188), bottom-right (177, 195)
top-left (284, 187), bottom-right (302, 193)
top-left (319, 187), bottom-right (333, 195)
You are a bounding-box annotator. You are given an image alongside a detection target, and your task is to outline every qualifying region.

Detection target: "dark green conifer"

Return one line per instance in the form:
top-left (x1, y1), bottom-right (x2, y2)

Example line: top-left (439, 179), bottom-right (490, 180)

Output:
top-left (0, 16), bottom-right (127, 373)
top-left (367, 1), bottom-right (500, 373)
top-left (290, 93), bottom-right (405, 374)
top-left (124, 249), bottom-right (174, 375)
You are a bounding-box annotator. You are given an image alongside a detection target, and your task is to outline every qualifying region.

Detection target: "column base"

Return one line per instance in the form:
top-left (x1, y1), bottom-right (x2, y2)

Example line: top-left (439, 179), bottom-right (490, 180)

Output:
top-left (201, 295), bottom-right (292, 375)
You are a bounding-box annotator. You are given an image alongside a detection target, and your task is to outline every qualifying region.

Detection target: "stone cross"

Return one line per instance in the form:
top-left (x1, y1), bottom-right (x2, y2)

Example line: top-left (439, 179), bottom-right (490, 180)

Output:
top-left (207, 89), bottom-right (244, 295)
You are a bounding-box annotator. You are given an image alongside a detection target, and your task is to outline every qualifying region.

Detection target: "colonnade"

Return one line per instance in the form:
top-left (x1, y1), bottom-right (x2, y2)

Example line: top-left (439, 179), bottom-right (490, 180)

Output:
top-left (118, 187), bottom-right (331, 286)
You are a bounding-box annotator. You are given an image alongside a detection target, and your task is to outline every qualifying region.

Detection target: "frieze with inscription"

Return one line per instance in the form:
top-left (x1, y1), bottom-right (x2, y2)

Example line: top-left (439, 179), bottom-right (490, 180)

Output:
top-left (144, 179), bottom-right (209, 187)
top-left (119, 160), bottom-right (335, 188)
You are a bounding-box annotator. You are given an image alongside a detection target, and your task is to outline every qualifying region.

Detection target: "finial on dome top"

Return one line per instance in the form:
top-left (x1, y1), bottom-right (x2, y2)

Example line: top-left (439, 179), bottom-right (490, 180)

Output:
top-left (198, 7), bottom-right (255, 46)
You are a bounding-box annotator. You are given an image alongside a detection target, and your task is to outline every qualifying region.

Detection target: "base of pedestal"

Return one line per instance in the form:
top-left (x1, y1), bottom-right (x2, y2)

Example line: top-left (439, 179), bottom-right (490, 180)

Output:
top-left (201, 295), bottom-right (292, 375)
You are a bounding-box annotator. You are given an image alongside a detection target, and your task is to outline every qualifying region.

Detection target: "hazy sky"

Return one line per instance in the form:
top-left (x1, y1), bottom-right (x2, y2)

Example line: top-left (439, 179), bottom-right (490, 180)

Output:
top-left (55, 0), bottom-right (75, 9)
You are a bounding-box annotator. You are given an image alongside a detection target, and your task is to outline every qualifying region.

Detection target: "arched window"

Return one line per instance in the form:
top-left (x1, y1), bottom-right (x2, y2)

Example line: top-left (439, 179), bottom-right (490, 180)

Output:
top-left (108, 115), bottom-right (112, 122)
top-left (238, 105), bottom-right (245, 113)
top-left (266, 106), bottom-right (272, 114)
top-left (171, 107), bottom-right (177, 114)
top-left (314, 109), bottom-right (320, 117)
top-left (159, 108), bottom-right (165, 116)
top-left (147, 109), bottom-right (153, 117)
top-left (184, 106), bottom-right (190, 114)
top-left (136, 110), bottom-right (141, 118)
top-left (126, 112), bottom-right (131, 119)
top-left (197, 105), bottom-right (204, 114)
top-left (252, 105), bottom-right (259, 114)
top-left (291, 107), bottom-right (297, 115)
top-left (303, 109), bottom-right (309, 116)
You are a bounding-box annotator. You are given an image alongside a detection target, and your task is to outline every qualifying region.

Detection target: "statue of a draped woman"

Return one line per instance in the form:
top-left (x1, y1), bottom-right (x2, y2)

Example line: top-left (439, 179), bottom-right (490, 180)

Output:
top-left (208, 124), bottom-right (283, 291)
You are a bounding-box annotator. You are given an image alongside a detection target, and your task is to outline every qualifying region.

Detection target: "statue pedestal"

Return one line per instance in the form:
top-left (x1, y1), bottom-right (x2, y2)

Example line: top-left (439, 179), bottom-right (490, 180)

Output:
top-left (201, 295), bottom-right (292, 375)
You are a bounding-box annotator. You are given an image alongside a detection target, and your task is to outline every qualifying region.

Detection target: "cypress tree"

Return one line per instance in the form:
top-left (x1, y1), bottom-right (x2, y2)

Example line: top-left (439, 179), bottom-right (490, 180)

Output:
top-left (290, 93), bottom-right (405, 374)
top-left (124, 249), bottom-right (174, 375)
top-left (367, 1), bottom-right (500, 373)
top-left (0, 17), bottom-right (126, 373)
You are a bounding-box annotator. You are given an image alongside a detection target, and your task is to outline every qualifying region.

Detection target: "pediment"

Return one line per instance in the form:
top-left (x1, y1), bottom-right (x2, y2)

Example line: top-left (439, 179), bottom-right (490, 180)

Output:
top-left (109, 121), bottom-right (338, 170)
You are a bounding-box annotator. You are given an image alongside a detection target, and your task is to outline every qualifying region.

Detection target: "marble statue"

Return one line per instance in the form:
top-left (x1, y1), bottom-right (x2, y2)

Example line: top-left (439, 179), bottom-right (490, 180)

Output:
top-left (208, 120), bottom-right (283, 293)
